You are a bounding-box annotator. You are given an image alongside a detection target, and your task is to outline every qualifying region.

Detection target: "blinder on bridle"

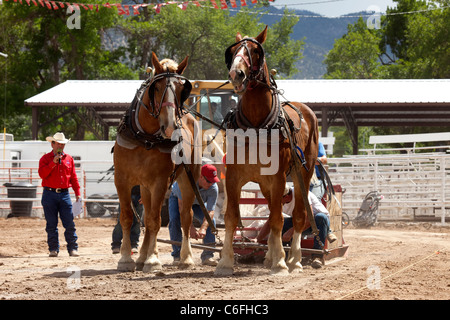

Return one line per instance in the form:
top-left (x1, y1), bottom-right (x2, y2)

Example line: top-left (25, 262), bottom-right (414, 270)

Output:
top-left (144, 72), bottom-right (192, 118)
top-left (224, 38), bottom-right (266, 78)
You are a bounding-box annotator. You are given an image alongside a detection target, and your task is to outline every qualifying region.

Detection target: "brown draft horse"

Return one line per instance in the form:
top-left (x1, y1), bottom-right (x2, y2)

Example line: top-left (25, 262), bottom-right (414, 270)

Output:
top-left (215, 26), bottom-right (319, 275)
top-left (113, 52), bottom-right (201, 272)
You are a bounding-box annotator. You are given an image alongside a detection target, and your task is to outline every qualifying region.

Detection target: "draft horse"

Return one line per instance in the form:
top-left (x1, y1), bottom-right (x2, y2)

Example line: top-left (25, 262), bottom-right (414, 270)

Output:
top-left (113, 52), bottom-right (201, 272)
top-left (215, 26), bottom-right (319, 275)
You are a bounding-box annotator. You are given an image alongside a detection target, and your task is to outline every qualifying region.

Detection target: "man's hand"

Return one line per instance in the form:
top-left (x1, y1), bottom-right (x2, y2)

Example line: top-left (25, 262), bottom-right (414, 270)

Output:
top-left (53, 153), bottom-right (63, 164)
top-left (190, 224), bottom-right (207, 240)
top-left (190, 224), bottom-right (200, 239)
top-left (197, 227), bottom-right (207, 239)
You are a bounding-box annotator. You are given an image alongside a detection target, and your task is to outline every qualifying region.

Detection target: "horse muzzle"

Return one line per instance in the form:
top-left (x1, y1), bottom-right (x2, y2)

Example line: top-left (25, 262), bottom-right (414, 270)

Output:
top-left (229, 68), bottom-right (247, 94)
top-left (159, 103), bottom-right (178, 139)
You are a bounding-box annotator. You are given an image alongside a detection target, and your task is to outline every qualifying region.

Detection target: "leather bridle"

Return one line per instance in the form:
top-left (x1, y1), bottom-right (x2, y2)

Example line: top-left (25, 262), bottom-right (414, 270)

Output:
top-left (225, 38), bottom-right (266, 81)
top-left (136, 72), bottom-right (192, 119)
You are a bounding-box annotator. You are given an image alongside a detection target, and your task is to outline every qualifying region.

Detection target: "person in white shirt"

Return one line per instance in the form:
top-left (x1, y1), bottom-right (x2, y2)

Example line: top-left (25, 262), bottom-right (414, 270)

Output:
top-left (257, 184), bottom-right (337, 268)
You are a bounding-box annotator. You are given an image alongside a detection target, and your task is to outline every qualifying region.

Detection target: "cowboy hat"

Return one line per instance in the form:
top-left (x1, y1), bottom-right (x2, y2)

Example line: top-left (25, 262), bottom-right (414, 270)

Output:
top-left (46, 132), bottom-right (70, 144)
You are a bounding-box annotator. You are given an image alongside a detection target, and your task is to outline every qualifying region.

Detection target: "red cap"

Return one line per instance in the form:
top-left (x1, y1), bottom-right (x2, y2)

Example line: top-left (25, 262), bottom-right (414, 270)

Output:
top-left (201, 164), bottom-right (220, 183)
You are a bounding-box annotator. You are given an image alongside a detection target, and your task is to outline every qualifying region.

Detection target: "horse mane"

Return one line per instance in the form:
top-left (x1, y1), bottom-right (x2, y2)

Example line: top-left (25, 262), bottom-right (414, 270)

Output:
top-left (159, 58), bottom-right (179, 73)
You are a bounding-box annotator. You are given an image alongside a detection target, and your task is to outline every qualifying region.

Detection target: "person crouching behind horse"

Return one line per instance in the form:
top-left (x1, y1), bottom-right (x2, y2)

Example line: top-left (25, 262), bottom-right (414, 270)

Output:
top-left (257, 184), bottom-right (337, 269)
top-left (39, 132), bottom-right (81, 258)
top-left (168, 164), bottom-right (220, 266)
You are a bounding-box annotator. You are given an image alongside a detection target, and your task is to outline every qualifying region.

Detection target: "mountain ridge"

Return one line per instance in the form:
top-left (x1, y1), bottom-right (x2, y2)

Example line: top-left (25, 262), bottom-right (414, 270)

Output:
top-left (260, 6), bottom-right (363, 78)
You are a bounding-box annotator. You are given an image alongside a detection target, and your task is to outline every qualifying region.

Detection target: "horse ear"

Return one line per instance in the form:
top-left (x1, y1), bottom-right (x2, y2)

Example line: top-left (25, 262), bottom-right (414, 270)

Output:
top-left (177, 55), bottom-right (189, 75)
top-left (152, 52), bottom-right (163, 74)
top-left (255, 25), bottom-right (268, 44)
top-left (236, 32), bottom-right (243, 42)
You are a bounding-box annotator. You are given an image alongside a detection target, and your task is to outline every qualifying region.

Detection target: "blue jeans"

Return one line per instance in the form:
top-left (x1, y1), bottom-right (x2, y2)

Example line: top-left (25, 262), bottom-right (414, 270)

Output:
top-left (283, 212), bottom-right (330, 249)
top-left (111, 193), bottom-right (143, 250)
top-left (111, 209), bottom-right (142, 249)
top-left (111, 186), bottom-right (144, 249)
top-left (168, 195), bottom-right (215, 261)
top-left (41, 189), bottom-right (78, 253)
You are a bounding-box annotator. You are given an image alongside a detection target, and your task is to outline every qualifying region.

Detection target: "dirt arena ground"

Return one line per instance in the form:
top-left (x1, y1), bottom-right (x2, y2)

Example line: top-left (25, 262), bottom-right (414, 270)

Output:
top-left (0, 217), bottom-right (449, 302)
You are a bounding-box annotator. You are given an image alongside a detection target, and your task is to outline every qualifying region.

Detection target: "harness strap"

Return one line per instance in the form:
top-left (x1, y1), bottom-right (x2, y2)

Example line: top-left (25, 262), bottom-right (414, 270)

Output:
top-left (317, 158), bottom-right (341, 210)
top-left (282, 108), bottom-right (324, 249)
top-left (131, 200), bottom-right (145, 228)
top-left (185, 105), bottom-right (224, 129)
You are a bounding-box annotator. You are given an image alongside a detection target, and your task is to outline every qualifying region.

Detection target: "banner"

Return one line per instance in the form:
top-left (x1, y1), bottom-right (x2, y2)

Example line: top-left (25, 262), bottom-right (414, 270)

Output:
top-left (3, 0), bottom-right (274, 16)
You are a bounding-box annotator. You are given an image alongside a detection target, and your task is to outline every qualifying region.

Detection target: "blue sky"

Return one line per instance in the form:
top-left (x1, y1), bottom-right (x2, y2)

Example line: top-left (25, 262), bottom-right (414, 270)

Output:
top-left (271, 0), bottom-right (397, 16)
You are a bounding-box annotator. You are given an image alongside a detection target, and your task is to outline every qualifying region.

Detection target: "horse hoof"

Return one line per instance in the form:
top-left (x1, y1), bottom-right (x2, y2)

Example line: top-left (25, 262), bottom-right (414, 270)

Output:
top-left (178, 262), bottom-right (195, 270)
top-left (178, 256), bottom-right (195, 270)
top-left (288, 262), bottom-right (303, 274)
top-left (263, 258), bottom-right (272, 268)
top-left (117, 261), bottom-right (136, 272)
top-left (270, 267), bottom-right (289, 276)
top-left (289, 265), bottom-right (304, 274)
top-left (143, 261), bottom-right (163, 273)
top-left (214, 266), bottom-right (234, 276)
top-left (270, 262), bottom-right (289, 276)
top-left (136, 262), bottom-right (144, 271)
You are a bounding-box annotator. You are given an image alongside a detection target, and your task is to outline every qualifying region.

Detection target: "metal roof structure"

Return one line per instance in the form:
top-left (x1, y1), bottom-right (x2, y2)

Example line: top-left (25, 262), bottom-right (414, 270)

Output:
top-left (276, 79), bottom-right (450, 128)
top-left (25, 79), bottom-right (450, 150)
top-left (278, 79), bottom-right (449, 104)
top-left (25, 80), bottom-right (142, 139)
top-left (25, 80), bottom-right (142, 107)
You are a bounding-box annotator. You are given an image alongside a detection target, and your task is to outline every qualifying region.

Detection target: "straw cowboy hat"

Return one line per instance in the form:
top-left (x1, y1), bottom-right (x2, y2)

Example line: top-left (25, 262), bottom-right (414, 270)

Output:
top-left (46, 132), bottom-right (70, 144)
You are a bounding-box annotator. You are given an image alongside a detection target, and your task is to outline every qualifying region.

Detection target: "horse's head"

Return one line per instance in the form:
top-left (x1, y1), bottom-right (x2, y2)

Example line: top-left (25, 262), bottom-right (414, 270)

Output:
top-left (225, 25), bottom-right (268, 94)
top-left (146, 52), bottom-right (192, 139)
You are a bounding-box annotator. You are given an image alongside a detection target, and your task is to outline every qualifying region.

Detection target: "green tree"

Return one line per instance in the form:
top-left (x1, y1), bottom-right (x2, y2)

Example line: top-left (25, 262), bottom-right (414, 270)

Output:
top-left (0, 1), bottom-right (135, 140)
top-left (400, 0), bottom-right (450, 78)
top-left (325, 0), bottom-right (449, 79)
top-left (263, 7), bottom-right (304, 78)
top-left (323, 1), bottom-right (449, 155)
top-left (324, 17), bottom-right (383, 79)
top-left (381, 0), bottom-right (428, 61)
top-left (1, 1), bottom-right (303, 140)
top-left (121, 4), bottom-right (303, 80)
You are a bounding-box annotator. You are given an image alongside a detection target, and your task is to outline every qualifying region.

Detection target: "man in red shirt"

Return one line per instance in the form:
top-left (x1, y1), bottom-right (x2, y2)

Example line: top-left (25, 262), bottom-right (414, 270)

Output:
top-left (38, 132), bottom-right (81, 257)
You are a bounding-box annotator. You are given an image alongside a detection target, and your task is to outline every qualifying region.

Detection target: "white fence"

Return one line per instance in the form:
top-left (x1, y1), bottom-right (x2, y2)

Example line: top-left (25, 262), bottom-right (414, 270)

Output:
top-left (328, 153), bottom-right (450, 224)
top-left (1, 154), bottom-right (449, 224)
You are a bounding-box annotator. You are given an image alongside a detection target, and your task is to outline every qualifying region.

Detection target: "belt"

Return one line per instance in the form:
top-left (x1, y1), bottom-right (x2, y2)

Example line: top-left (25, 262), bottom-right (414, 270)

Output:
top-left (44, 187), bottom-right (69, 193)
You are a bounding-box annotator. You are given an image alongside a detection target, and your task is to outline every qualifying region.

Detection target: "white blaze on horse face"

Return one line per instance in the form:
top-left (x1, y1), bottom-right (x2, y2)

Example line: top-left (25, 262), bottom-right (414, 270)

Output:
top-left (159, 80), bottom-right (177, 139)
top-left (229, 45), bottom-right (247, 88)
